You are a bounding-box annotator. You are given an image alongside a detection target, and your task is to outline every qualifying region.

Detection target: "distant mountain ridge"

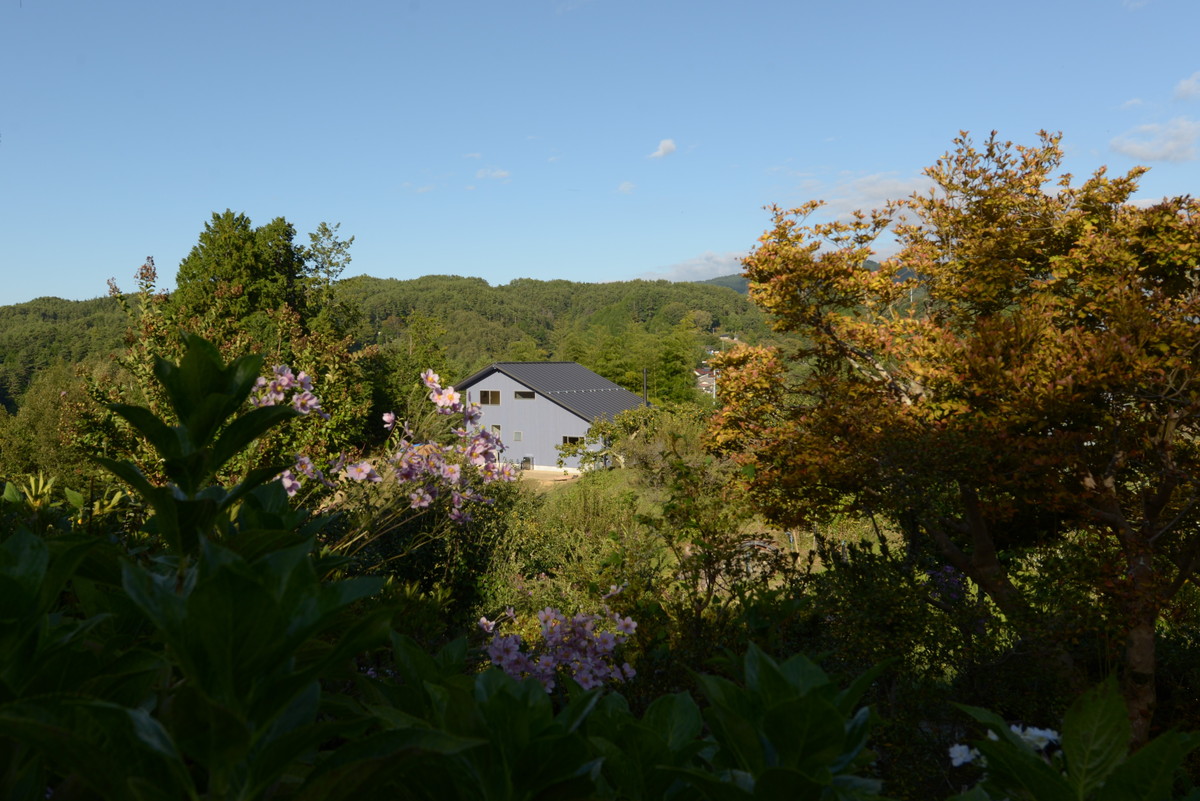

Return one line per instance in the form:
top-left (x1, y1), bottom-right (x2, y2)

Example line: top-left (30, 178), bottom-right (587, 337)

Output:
top-left (696, 274), bottom-right (748, 294)
top-left (698, 261), bottom-right (883, 295)
top-left (0, 274), bottom-right (774, 411)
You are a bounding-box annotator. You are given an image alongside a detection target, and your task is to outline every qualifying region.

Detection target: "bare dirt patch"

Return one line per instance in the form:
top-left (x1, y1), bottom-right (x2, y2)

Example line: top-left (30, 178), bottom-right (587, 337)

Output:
top-left (518, 468), bottom-right (580, 493)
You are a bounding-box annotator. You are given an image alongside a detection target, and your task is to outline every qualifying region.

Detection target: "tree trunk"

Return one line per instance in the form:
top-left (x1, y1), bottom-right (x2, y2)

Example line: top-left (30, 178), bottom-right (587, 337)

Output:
top-left (1122, 552), bottom-right (1160, 748)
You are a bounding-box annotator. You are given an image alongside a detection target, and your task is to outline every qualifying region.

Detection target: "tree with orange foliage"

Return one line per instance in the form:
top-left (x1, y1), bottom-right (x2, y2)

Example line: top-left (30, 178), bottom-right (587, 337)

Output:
top-left (710, 131), bottom-right (1200, 745)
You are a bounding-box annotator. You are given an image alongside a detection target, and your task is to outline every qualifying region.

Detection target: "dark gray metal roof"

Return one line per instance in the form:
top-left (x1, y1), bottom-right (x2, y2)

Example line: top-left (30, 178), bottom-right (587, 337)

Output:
top-left (456, 362), bottom-right (648, 423)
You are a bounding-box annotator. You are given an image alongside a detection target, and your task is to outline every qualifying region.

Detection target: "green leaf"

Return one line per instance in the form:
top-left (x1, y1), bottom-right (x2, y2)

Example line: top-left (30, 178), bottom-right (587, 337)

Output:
top-left (1095, 730), bottom-right (1200, 801)
top-left (753, 766), bottom-right (825, 801)
top-left (1062, 677), bottom-right (1131, 798)
top-left (209, 405), bottom-right (297, 477)
top-left (0, 530), bottom-right (49, 624)
top-left (744, 643), bottom-right (802, 702)
top-left (661, 766), bottom-right (755, 801)
top-left (975, 737), bottom-right (1074, 801)
top-left (63, 487), bottom-right (85, 509)
top-left (107, 404), bottom-right (184, 461)
top-left (556, 686), bottom-right (602, 734)
top-left (761, 695), bottom-right (844, 772)
top-left (641, 691), bottom-right (703, 752)
top-left (293, 728), bottom-right (485, 801)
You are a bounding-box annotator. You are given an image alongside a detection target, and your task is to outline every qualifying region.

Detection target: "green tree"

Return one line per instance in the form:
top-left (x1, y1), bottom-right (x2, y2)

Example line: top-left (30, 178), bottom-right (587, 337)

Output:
top-left (303, 221), bottom-right (359, 336)
top-left (711, 131), bottom-right (1200, 745)
top-left (172, 210), bottom-right (307, 335)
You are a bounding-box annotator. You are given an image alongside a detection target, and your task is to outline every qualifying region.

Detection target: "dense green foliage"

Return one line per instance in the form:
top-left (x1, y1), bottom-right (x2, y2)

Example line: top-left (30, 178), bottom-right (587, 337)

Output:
top-left (0, 336), bottom-right (897, 801)
top-left (0, 295), bottom-right (125, 412)
top-left (0, 268), bottom-right (770, 450)
top-left (4, 153), bottom-right (1200, 799)
top-left (339, 274), bottom-right (773, 391)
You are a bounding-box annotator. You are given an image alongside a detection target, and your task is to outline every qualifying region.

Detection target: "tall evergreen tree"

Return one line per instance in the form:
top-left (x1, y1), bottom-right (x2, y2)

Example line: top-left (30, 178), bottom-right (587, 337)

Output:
top-left (172, 210), bottom-right (307, 328)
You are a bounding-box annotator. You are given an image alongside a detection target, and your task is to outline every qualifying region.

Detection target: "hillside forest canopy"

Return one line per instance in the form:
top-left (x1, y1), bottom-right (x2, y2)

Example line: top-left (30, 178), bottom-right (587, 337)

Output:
top-left (0, 131), bottom-right (1199, 800)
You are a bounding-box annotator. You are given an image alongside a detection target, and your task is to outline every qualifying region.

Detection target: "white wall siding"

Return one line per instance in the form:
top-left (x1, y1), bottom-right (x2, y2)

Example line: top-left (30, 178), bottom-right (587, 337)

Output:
top-left (462, 372), bottom-right (595, 469)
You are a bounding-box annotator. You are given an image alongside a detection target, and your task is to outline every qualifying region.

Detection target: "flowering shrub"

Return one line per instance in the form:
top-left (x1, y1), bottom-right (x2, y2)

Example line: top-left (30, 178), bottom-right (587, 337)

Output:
top-left (249, 364), bottom-right (330, 420)
top-left (266, 368), bottom-right (518, 558)
top-left (480, 589), bottom-right (637, 692)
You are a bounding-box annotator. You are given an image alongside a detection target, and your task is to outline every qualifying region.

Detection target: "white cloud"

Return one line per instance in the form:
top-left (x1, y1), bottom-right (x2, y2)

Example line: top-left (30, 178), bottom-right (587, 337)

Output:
top-left (820, 172), bottom-right (934, 219)
top-left (1175, 71), bottom-right (1200, 100)
top-left (1110, 117), bottom-right (1200, 162)
top-left (617, 181), bottom-right (635, 194)
top-left (476, 167), bottom-right (511, 179)
top-left (414, 185), bottom-right (434, 194)
top-left (1121, 98), bottom-right (1144, 109)
top-left (639, 251), bottom-right (746, 282)
top-left (463, 152), bottom-right (482, 159)
top-left (647, 139), bottom-right (677, 159)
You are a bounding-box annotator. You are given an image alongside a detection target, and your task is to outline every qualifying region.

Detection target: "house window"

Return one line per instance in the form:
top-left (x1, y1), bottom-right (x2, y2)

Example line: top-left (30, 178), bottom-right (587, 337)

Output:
top-left (562, 436), bottom-right (582, 445)
top-left (479, 390), bottom-right (500, 405)
top-left (491, 424), bottom-right (502, 437)
top-left (513, 431), bottom-right (523, 442)
top-left (514, 390), bottom-right (535, 400)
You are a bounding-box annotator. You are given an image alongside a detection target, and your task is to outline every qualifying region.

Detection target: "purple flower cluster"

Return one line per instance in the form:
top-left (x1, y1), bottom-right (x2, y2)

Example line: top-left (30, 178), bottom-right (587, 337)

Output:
top-left (271, 367), bottom-right (517, 523)
top-left (927, 564), bottom-right (966, 603)
top-left (480, 594), bottom-right (637, 692)
top-left (250, 365), bottom-right (330, 420)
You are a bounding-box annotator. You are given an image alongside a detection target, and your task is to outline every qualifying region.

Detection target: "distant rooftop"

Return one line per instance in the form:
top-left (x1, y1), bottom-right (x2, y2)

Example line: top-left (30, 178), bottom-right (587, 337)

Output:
top-left (457, 361), bottom-right (648, 422)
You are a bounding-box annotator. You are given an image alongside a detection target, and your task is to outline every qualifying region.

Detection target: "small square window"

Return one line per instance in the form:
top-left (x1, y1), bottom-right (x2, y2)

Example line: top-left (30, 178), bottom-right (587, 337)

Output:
top-left (513, 431), bottom-right (523, 442)
top-left (479, 390), bottom-right (500, 405)
top-left (491, 424), bottom-right (501, 437)
top-left (514, 390), bottom-right (535, 400)
top-left (562, 436), bottom-right (582, 445)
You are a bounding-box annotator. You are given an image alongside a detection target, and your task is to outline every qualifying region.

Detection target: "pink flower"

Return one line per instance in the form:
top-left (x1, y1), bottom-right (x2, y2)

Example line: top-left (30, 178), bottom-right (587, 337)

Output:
top-left (430, 387), bottom-right (461, 409)
top-left (409, 488), bottom-right (433, 508)
top-left (382, 411), bottom-right (396, 431)
top-left (344, 461), bottom-right (381, 483)
top-left (273, 365), bottom-right (295, 390)
top-left (279, 470), bottom-right (301, 497)
top-left (421, 369), bottom-right (440, 389)
top-left (292, 391), bottom-right (322, 415)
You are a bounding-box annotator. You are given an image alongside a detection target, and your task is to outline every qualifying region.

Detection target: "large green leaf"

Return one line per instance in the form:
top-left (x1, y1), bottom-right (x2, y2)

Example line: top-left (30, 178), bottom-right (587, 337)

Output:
top-left (1062, 677), bottom-right (1130, 799)
top-left (1095, 731), bottom-right (1199, 801)
top-left (641, 691), bottom-right (704, 753)
top-left (107, 403), bottom-right (185, 461)
top-left (761, 695), bottom-right (845, 774)
top-left (292, 728), bottom-right (486, 801)
top-left (0, 531), bottom-right (48, 621)
top-left (975, 736), bottom-right (1075, 801)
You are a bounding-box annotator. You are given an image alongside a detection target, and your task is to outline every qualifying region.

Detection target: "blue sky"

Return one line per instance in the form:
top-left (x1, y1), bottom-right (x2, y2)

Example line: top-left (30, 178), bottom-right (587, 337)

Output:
top-left (2, 0), bottom-right (1198, 306)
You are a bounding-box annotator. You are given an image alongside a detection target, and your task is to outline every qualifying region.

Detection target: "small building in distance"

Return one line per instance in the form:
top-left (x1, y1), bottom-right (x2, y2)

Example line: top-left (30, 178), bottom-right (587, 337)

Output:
top-left (455, 362), bottom-right (647, 470)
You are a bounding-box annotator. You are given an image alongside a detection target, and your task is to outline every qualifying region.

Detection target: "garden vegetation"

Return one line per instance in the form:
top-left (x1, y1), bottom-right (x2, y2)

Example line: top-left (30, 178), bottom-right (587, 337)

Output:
top-left (0, 131), bottom-right (1198, 799)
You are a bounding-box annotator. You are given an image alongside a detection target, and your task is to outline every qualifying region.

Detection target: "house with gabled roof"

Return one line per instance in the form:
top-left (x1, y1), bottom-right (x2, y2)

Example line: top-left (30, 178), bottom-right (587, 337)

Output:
top-left (455, 362), bottom-right (647, 470)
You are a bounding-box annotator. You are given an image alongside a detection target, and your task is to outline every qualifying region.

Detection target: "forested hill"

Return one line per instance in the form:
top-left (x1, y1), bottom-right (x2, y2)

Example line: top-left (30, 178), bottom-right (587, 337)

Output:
top-left (697, 261), bottom-right (881, 295)
top-left (0, 276), bottom-right (772, 411)
top-left (338, 274), bottom-right (772, 376)
top-left (0, 295), bottom-right (126, 412)
top-left (697, 274), bottom-right (749, 293)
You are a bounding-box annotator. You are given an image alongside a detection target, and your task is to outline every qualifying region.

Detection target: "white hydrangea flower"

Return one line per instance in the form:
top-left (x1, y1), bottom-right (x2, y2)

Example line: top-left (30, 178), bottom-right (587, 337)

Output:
top-left (948, 743), bottom-right (983, 768)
